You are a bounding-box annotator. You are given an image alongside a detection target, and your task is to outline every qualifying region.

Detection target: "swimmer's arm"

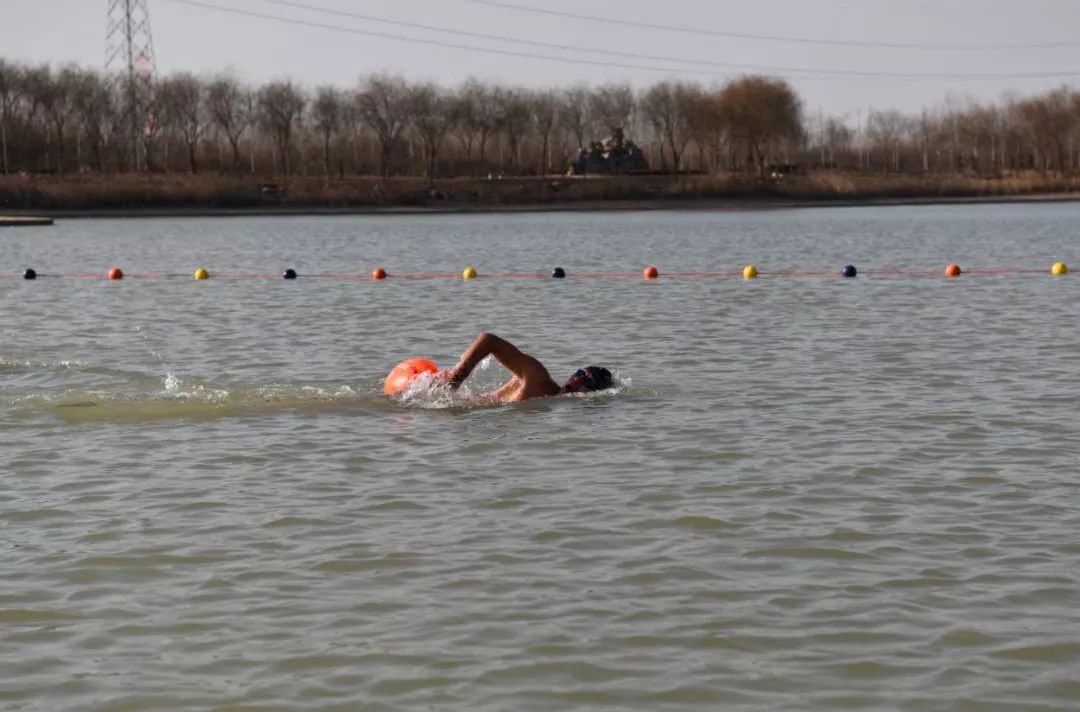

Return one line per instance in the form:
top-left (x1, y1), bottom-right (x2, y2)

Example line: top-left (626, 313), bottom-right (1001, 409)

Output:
top-left (492, 376), bottom-right (521, 400)
top-left (446, 332), bottom-right (542, 388)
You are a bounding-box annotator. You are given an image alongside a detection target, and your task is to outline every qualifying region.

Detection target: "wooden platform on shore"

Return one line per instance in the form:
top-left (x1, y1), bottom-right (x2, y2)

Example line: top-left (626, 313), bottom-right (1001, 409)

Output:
top-left (0, 216), bottom-right (53, 227)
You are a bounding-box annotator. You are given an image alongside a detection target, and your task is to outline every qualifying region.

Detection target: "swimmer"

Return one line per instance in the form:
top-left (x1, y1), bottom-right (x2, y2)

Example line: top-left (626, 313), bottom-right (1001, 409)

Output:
top-left (442, 332), bottom-right (613, 402)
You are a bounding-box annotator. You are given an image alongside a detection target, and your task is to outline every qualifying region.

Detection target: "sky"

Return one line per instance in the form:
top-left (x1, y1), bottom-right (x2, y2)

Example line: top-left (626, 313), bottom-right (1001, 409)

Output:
top-left (2, 0), bottom-right (1080, 124)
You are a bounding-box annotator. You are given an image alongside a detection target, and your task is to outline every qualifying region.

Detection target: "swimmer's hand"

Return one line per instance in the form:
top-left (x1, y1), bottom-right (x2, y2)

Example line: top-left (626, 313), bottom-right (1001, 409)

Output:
top-left (443, 332), bottom-right (542, 390)
top-left (437, 367), bottom-right (466, 389)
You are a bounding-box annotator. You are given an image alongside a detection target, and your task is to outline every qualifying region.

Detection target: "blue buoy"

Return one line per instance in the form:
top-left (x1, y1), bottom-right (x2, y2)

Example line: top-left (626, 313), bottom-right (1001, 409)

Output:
top-left (842, 265), bottom-right (857, 278)
top-left (23, 268), bottom-right (37, 280)
top-left (283, 268), bottom-right (297, 280)
top-left (552, 267), bottom-right (566, 279)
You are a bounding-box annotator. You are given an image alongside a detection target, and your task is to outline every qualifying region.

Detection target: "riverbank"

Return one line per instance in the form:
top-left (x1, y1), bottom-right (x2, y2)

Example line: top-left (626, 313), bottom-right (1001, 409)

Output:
top-left (4, 193), bottom-right (1080, 220)
top-left (0, 215), bottom-right (53, 226)
top-left (2, 171), bottom-right (1078, 218)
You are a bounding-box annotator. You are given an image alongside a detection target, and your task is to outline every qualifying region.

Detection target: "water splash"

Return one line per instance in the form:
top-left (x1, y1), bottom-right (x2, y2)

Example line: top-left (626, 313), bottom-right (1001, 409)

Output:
top-left (392, 358), bottom-right (629, 409)
top-left (0, 357), bottom-right (90, 372)
top-left (6, 354), bottom-right (628, 421)
top-left (397, 371), bottom-right (472, 409)
top-left (162, 372), bottom-right (230, 403)
top-left (3, 370), bottom-right (385, 423)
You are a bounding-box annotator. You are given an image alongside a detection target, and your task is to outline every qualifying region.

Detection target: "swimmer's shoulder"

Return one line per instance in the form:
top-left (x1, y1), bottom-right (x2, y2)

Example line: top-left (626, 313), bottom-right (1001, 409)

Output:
top-left (512, 378), bottom-right (561, 401)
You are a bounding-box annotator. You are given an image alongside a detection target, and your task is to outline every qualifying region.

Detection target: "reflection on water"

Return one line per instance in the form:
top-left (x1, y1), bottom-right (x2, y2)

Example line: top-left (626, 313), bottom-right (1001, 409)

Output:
top-left (1, 205), bottom-right (1079, 710)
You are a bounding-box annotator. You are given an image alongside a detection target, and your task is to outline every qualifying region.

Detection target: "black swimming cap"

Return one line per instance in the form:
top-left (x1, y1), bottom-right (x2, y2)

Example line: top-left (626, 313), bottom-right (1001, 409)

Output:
top-left (585, 366), bottom-right (613, 391)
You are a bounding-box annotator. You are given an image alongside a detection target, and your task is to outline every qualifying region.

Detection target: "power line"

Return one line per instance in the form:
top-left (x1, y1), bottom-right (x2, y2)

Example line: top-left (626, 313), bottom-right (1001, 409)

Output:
top-left (240, 0), bottom-right (948, 78)
top-left (163, 0), bottom-right (734, 78)
top-left (241, 0), bottom-right (807, 77)
top-left (162, 0), bottom-right (1080, 81)
top-left (245, 0), bottom-right (740, 72)
top-left (465, 0), bottom-right (1080, 51)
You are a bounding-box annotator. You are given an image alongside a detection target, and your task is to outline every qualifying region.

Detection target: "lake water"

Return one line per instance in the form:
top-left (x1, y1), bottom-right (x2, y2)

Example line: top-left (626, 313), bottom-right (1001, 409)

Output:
top-left (2, 204), bottom-right (1079, 711)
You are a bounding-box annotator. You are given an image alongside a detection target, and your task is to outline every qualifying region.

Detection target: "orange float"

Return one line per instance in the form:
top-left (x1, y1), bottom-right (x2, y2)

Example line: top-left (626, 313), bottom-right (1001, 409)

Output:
top-left (372, 267), bottom-right (387, 280)
top-left (643, 265), bottom-right (659, 280)
top-left (108, 267), bottom-right (124, 280)
top-left (384, 358), bottom-right (439, 394)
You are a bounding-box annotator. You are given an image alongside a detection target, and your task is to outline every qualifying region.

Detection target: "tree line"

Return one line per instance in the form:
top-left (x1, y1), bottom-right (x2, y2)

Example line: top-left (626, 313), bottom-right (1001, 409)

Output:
top-left (1, 57), bottom-right (1078, 183)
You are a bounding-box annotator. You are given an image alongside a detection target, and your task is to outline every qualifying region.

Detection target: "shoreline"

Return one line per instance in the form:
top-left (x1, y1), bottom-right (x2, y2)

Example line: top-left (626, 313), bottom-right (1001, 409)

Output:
top-left (0, 215), bottom-right (55, 226)
top-left (3, 191), bottom-right (1079, 220)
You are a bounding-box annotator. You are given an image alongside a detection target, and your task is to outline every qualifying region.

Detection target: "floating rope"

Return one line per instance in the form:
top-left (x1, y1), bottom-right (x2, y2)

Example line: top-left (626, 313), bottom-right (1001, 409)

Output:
top-left (4, 262), bottom-right (1070, 281)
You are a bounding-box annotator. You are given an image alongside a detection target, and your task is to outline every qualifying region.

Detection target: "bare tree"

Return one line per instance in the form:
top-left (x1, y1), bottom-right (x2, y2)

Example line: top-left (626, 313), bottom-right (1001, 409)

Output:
top-left (1072, 92), bottom-right (1080, 172)
top-left (30, 65), bottom-right (78, 175)
top-left (822, 117), bottom-right (853, 168)
top-left (641, 80), bottom-right (698, 172)
top-left (560, 85), bottom-right (591, 151)
top-left (355, 74), bottom-right (409, 180)
top-left (1044, 87), bottom-right (1075, 173)
top-left (408, 83), bottom-right (456, 189)
top-left (21, 64), bottom-right (52, 133)
top-left (1017, 87), bottom-right (1075, 173)
top-left (159, 72), bottom-right (208, 172)
top-left (718, 76), bottom-right (803, 179)
top-left (589, 83), bottom-right (634, 135)
top-left (55, 66), bottom-right (82, 174)
top-left (532, 90), bottom-right (559, 174)
top-left (451, 78), bottom-right (500, 178)
top-left (868, 109), bottom-right (907, 172)
top-left (9, 53), bottom-right (1080, 187)
top-left (207, 76), bottom-right (253, 177)
top-left (338, 100), bottom-right (360, 177)
top-left (449, 88), bottom-right (478, 169)
top-left (681, 89), bottom-right (727, 172)
top-left (958, 103), bottom-right (1000, 175)
top-left (72, 69), bottom-right (118, 172)
top-left (1017, 97), bottom-right (1053, 172)
top-left (999, 97), bottom-right (1027, 170)
top-left (311, 85), bottom-right (344, 178)
top-left (258, 80), bottom-right (304, 177)
top-left (0, 59), bottom-right (22, 174)
top-left (496, 89), bottom-right (532, 175)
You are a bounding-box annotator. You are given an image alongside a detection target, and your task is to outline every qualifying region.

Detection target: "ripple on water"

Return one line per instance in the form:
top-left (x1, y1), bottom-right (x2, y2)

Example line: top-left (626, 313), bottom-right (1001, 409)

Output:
top-left (990, 641), bottom-right (1080, 663)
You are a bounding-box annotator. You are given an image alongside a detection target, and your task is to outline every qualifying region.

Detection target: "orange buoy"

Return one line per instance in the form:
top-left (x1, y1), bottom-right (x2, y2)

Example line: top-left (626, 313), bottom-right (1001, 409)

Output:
top-left (372, 267), bottom-right (387, 280)
top-left (384, 358), bottom-right (439, 395)
top-left (108, 267), bottom-right (124, 280)
top-left (643, 265), bottom-right (659, 280)
top-left (945, 263), bottom-right (962, 277)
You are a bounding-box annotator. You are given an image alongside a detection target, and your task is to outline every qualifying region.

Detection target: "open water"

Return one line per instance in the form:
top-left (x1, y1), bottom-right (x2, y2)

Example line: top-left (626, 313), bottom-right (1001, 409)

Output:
top-left (1, 204), bottom-right (1079, 711)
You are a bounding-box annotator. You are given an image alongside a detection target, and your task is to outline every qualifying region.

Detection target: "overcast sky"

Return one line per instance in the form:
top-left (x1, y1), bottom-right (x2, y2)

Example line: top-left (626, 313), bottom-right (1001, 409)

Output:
top-left (3, 0), bottom-right (1079, 123)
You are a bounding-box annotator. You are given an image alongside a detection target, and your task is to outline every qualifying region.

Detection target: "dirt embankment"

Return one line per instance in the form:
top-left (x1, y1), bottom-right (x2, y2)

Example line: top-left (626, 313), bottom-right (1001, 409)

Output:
top-left (2, 171), bottom-right (1079, 218)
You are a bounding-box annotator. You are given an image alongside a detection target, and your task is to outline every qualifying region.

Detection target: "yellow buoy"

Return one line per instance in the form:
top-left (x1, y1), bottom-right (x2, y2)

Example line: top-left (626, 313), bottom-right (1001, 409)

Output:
top-left (193, 267), bottom-right (210, 280)
top-left (743, 264), bottom-right (759, 280)
top-left (463, 266), bottom-right (478, 280)
top-left (1051, 262), bottom-right (1068, 276)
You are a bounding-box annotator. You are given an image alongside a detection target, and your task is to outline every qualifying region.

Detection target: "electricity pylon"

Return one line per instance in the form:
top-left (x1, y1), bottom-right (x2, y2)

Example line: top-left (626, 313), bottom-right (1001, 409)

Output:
top-left (106, 0), bottom-right (157, 171)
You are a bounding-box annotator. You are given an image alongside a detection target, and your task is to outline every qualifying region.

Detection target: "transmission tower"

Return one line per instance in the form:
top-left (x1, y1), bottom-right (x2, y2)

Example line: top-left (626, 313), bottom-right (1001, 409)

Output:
top-left (106, 0), bottom-right (157, 171)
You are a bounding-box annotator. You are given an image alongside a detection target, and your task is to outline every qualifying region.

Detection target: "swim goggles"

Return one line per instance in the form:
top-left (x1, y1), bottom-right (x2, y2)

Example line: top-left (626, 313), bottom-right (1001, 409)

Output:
top-left (574, 368), bottom-right (596, 389)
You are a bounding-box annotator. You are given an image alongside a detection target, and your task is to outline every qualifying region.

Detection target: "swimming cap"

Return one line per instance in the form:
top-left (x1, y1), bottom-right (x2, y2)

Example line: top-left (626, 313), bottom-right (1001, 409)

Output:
top-left (584, 366), bottom-right (613, 391)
